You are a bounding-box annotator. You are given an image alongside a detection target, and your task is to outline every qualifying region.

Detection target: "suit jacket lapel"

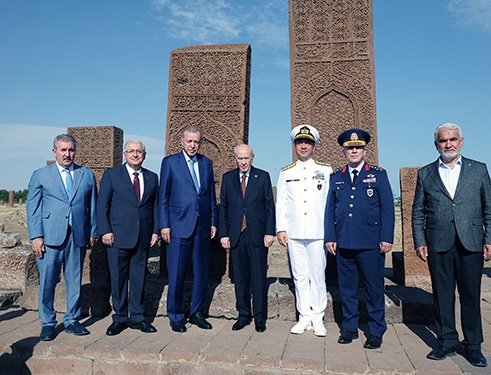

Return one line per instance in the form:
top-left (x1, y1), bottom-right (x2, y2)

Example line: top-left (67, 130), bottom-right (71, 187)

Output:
top-left (243, 167), bottom-right (257, 201)
top-left (121, 164), bottom-right (139, 204)
top-left (341, 165), bottom-right (352, 185)
top-left (428, 159), bottom-right (452, 200)
top-left (196, 154), bottom-right (205, 194)
top-left (72, 164), bottom-right (85, 201)
top-left (49, 163), bottom-right (68, 200)
top-left (453, 156), bottom-right (469, 200)
top-left (179, 152), bottom-right (197, 191)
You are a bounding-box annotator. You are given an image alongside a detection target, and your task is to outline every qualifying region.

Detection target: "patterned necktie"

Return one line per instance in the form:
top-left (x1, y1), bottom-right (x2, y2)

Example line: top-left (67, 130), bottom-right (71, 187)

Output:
top-left (241, 174), bottom-right (247, 231)
top-left (133, 172), bottom-right (141, 202)
top-left (241, 174), bottom-right (247, 196)
top-left (352, 169), bottom-right (358, 184)
top-left (64, 169), bottom-right (73, 198)
top-left (189, 158), bottom-right (200, 191)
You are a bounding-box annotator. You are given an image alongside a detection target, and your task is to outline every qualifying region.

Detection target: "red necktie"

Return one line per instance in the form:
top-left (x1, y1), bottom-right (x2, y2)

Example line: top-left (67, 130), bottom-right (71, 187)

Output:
top-left (241, 174), bottom-right (247, 231)
top-left (133, 172), bottom-right (140, 202)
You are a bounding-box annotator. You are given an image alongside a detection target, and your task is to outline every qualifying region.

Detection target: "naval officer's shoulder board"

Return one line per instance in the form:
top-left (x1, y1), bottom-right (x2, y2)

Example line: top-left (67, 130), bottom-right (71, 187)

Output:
top-left (281, 161), bottom-right (297, 171)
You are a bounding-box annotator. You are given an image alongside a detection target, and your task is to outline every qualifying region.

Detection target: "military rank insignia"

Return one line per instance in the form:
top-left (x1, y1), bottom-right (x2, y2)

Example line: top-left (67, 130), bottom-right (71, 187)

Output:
top-left (312, 170), bottom-right (325, 190)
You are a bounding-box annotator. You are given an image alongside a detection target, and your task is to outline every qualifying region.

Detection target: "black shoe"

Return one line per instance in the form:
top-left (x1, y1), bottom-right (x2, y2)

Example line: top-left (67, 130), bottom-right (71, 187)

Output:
top-left (364, 335), bottom-right (382, 349)
top-left (232, 319), bottom-right (251, 331)
top-left (338, 331), bottom-right (359, 344)
top-left (40, 326), bottom-right (55, 341)
top-left (465, 349), bottom-right (488, 367)
top-left (106, 322), bottom-right (127, 336)
top-left (130, 320), bottom-right (157, 333)
top-left (426, 346), bottom-right (457, 360)
top-left (65, 321), bottom-right (90, 336)
top-left (255, 321), bottom-right (266, 333)
top-left (170, 320), bottom-right (187, 333)
top-left (189, 312), bottom-right (212, 330)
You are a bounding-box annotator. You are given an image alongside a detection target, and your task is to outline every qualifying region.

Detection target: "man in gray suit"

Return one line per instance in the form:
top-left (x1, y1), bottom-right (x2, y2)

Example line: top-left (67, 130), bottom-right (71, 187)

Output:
top-left (27, 134), bottom-right (98, 341)
top-left (412, 123), bottom-right (491, 367)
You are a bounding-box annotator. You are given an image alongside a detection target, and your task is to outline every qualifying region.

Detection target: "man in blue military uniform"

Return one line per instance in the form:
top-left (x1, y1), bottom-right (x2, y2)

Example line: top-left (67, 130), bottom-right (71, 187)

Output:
top-left (324, 129), bottom-right (394, 349)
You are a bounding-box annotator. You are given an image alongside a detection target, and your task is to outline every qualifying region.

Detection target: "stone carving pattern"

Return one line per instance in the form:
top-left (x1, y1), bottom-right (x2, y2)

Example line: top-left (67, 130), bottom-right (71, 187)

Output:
top-left (166, 45), bottom-right (251, 197)
top-left (68, 126), bottom-right (123, 185)
top-left (290, 0), bottom-right (377, 169)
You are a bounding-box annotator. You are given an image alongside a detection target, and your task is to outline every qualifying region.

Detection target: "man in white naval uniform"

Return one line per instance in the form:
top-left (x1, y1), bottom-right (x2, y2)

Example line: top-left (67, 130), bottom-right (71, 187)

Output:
top-left (276, 125), bottom-right (332, 336)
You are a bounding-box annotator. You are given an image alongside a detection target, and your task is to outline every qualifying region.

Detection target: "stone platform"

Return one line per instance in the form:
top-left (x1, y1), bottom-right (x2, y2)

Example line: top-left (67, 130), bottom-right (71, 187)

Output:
top-left (1, 287), bottom-right (490, 375)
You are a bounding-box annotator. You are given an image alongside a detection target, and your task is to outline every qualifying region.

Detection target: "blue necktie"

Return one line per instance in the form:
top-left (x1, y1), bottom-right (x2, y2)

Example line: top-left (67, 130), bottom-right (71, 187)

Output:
top-left (64, 168), bottom-right (73, 198)
top-left (189, 158), bottom-right (200, 191)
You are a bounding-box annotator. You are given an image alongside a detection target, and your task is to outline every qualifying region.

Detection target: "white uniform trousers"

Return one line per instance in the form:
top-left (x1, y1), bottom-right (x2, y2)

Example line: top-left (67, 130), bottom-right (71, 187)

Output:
top-left (287, 238), bottom-right (327, 323)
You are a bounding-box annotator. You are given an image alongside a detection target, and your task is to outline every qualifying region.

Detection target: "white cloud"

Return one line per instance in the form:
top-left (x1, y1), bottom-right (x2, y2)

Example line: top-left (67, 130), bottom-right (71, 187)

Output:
top-left (150, 0), bottom-right (288, 48)
top-left (447, 0), bottom-right (491, 33)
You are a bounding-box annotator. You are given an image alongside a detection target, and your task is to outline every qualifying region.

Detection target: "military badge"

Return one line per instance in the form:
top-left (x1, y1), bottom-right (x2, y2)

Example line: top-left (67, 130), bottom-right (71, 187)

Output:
top-left (363, 174), bottom-right (377, 184)
top-left (367, 188), bottom-right (374, 197)
top-left (312, 170), bottom-right (325, 190)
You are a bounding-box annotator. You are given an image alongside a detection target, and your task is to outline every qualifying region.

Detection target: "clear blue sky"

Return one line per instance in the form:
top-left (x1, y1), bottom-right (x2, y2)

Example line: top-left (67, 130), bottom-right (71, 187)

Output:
top-left (1, 0), bottom-right (490, 194)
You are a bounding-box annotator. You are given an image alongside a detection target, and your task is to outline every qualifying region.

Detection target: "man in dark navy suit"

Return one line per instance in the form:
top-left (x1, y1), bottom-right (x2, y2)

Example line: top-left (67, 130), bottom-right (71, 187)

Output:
top-left (219, 144), bottom-right (275, 333)
top-left (324, 129), bottom-right (394, 349)
top-left (97, 140), bottom-right (159, 336)
top-left (159, 126), bottom-right (218, 333)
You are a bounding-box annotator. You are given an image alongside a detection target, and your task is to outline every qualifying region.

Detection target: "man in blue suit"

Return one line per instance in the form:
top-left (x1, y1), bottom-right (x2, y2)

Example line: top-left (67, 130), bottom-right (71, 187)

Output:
top-left (159, 126), bottom-right (218, 332)
top-left (219, 144), bottom-right (275, 333)
top-left (324, 129), bottom-right (394, 349)
top-left (97, 140), bottom-right (159, 336)
top-left (26, 134), bottom-right (98, 341)
top-left (412, 123), bottom-right (490, 367)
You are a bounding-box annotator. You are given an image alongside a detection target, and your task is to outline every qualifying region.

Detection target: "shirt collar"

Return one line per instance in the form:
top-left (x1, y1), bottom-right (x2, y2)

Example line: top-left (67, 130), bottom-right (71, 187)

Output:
top-left (439, 155), bottom-right (462, 169)
top-left (182, 150), bottom-right (197, 162)
top-left (348, 161), bottom-right (364, 174)
top-left (56, 163), bottom-right (73, 173)
top-left (125, 163), bottom-right (142, 175)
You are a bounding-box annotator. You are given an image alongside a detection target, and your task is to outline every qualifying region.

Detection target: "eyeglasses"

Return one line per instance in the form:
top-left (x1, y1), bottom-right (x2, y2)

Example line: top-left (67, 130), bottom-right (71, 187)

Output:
top-left (125, 149), bottom-right (145, 155)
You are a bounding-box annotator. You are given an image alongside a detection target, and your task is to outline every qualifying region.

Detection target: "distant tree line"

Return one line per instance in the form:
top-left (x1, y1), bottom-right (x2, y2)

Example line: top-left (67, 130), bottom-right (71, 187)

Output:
top-left (0, 189), bottom-right (28, 203)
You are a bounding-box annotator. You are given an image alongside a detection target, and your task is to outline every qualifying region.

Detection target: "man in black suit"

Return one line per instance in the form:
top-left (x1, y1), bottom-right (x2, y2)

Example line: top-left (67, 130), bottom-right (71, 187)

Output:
top-left (98, 140), bottom-right (159, 336)
top-left (412, 123), bottom-right (491, 367)
top-left (219, 144), bottom-right (275, 332)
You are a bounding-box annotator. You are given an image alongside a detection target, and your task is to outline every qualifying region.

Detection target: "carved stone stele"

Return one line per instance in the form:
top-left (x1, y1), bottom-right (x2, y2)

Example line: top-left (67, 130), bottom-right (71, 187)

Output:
top-left (68, 126), bottom-right (124, 186)
top-left (165, 44), bottom-right (251, 196)
top-left (289, 0), bottom-right (378, 169)
top-left (399, 167), bottom-right (431, 289)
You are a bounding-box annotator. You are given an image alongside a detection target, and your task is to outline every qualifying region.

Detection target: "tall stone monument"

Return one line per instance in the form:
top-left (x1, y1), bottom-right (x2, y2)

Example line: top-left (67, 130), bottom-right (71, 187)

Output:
top-left (165, 44), bottom-right (251, 195)
top-left (289, 0), bottom-right (378, 168)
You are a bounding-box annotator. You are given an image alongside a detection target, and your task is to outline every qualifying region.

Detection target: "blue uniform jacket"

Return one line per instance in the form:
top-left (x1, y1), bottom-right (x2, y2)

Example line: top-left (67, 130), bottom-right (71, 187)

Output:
top-left (324, 163), bottom-right (394, 249)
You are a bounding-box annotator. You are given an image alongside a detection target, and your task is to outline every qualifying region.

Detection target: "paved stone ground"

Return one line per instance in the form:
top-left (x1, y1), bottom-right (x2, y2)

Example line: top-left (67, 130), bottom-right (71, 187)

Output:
top-left (1, 268), bottom-right (490, 375)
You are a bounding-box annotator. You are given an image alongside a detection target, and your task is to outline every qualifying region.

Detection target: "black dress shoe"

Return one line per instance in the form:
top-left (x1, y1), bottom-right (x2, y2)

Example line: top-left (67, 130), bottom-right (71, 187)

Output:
top-left (255, 321), bottom-right (266, 333)
top-left (106, 322), bottom-right (126, 336)
top-left (465, 349), bottom-right (488, 367)
top-left (40, 326), bottom-right (55, 341)
top-left (232, 319), bottom-right (251, 331)
top-left (130, 320), bottom-right (157, 333)
top-left (337, 331), bottom-right (359, 344)
top-left (170, 320), bottom-right (187, 333)
top-left (65, 321), bottom-right (90, 336)
top-left (189, 312), bottom-right (212, 330)
top-left (363, 335), bottom-right (382, 349)
top-left (426, 346), bottom-right (457, 360)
